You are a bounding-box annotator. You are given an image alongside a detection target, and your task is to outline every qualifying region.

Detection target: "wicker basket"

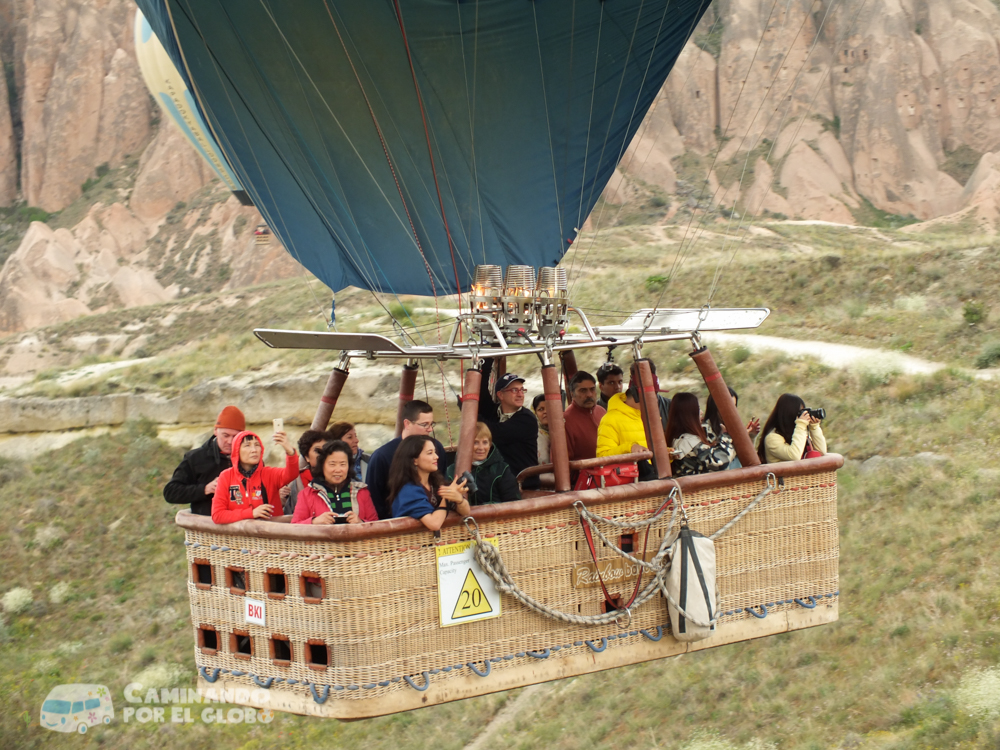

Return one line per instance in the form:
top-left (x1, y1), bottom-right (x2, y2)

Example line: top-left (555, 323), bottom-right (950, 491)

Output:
top-left (179, 456), bottom-right (841, 719)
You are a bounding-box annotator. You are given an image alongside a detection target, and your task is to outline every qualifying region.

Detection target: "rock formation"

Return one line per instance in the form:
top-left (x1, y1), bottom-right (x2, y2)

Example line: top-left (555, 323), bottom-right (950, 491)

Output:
top-left (18, 0), bottom-right (150, 212)
top-left (612, 0), bottom-right (1000, 229)
top-left (5, 0), bottom-right (1000, 333)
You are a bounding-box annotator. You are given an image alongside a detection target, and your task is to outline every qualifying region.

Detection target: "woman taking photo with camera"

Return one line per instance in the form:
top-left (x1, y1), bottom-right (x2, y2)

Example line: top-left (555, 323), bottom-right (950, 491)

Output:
top-left (388, 435), bottom-right (471, 530)
top-left (292, 440), bottom-right (378, 524)
top-left (757, 393), bottom-right (827, 464)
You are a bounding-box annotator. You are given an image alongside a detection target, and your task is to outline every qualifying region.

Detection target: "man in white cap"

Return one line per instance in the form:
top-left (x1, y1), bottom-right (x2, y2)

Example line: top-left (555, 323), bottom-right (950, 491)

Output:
top-left (477, 360), bottom-right (538, 488)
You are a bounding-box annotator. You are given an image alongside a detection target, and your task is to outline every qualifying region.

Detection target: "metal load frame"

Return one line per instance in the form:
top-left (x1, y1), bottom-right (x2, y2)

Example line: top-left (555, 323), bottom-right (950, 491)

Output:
top-left (255, 305), bottom-right (770, 495)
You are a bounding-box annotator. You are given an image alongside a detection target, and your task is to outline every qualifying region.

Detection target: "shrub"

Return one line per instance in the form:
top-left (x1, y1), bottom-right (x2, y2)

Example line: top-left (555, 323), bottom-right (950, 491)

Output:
top-left (110, 634), bottom-right (133, 654)
top-left (955, 667), bottom-right (1000, 720)
top-left (731, 345), bottom-right (752, 364)
top-left (33, 525), bottom-right (65, 551)
top-left (131, 662), bottom-right (188, 692)
top-left (974, 341), bottom-right (1000, 369)
top-left (645, 274), bottom-right (669, 293)
top-left (2, 587), bottom-right (33, 615)
top-left (49, 581), bottom-right (72, 605)
top-left (964, 299), bottom-right (987, 325)
top-left (844, 298), bottom-right (866, 319)
top-left (18, 205), bottom-right (51, 223)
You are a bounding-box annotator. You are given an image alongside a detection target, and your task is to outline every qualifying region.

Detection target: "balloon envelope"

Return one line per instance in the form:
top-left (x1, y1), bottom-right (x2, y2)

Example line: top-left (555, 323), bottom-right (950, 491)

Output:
top-left (135, 0), bottom-right (712, 296)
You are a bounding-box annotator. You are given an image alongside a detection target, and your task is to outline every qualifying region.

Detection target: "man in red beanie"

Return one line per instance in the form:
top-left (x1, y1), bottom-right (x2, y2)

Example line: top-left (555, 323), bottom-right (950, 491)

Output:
top-left (164, 405), bottom-right (246, 516)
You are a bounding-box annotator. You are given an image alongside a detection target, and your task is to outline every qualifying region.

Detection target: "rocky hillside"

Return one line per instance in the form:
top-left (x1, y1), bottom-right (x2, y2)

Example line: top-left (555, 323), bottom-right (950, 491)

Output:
top-left (610, 0), bottom-right (1000, 230)
top-left (0, 0), bottom-right (306, 335)
top-left (3, 0), bottom-right (1000, 335)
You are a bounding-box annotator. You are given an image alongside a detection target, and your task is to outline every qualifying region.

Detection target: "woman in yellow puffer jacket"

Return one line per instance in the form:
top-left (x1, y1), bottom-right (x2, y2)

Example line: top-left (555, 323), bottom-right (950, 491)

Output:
top-left (596, 389), bottom-right (648, 457)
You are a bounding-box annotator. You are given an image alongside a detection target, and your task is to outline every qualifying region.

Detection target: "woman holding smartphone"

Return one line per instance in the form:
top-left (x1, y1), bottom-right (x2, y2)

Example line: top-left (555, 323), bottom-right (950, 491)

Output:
top-left (757, 393), bottom-right (827, 464)
top-left (388, 435), bottom-right (470, 530)
top-left (292, 440), bottom-right (378, 524)
top-left (211, 430), bottom-right (298, 524)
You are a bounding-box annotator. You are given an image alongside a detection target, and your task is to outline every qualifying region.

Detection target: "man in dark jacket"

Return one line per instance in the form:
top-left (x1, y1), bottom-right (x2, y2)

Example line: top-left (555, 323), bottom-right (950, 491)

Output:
top-left (366, 400), bottom-right (447, 520)
top-left (163, 406), bottom-right (245, 516)
top-left (596, 363), bottom-right (624, 411)
top-left (478, 359), bottom-right (538, 488)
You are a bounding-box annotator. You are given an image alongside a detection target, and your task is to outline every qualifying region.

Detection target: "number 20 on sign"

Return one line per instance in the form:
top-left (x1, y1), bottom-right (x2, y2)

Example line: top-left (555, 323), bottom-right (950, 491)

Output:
top-left (436, 539), bottom-right (502, 627)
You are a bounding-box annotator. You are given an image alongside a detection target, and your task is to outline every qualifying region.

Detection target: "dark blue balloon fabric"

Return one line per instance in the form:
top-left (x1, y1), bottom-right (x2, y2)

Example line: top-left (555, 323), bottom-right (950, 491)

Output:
top-left (136, 0), bottom-right (711, 296)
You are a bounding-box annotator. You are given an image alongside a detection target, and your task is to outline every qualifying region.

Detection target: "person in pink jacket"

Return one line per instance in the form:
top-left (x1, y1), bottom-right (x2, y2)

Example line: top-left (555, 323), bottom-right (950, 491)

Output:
top-left (211, 430), bottom-right (298, 524)
top-left (292, 440), bottom-right (378, 524)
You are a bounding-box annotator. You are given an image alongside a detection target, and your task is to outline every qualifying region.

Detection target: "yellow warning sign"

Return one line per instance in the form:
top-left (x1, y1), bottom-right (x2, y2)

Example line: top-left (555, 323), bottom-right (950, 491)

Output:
top-left (451, 569), bottom-right (494, 619)
top-left (436, 538), bottom-right (502, 626)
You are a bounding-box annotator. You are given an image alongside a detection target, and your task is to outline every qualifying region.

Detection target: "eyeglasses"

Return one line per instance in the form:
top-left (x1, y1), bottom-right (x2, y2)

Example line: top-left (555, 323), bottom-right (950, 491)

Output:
top-left (414, 421), bottom-right (436, 430)
top-left (504, 388), bottom-right (528, 395)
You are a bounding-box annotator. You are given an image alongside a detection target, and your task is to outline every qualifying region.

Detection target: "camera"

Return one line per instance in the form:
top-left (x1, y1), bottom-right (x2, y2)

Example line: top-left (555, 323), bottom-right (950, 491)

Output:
top-left (804, 407), bottom-right (826, 420)
top-left (459, 470), bottom-right (478, 495)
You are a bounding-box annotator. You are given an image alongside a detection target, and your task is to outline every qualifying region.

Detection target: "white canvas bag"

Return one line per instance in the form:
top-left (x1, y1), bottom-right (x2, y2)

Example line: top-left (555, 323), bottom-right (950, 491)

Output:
top-left (665, 526), bottom-right (718, 642)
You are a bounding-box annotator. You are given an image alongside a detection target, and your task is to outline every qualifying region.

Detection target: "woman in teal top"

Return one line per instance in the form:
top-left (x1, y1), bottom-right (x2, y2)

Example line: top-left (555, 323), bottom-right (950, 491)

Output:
top-left (388, 436), bottom-right (469, 530)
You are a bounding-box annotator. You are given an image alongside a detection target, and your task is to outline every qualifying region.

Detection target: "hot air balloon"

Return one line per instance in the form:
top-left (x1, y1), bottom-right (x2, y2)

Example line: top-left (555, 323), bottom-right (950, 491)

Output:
top-left (133, 7), bottom-right (251, 205)
top-left (141, 0), bottom-right (842, 719)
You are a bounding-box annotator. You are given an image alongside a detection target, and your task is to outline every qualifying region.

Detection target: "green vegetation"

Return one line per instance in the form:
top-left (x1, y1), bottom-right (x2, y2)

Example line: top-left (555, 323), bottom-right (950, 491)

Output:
top-left (942, 145), bottom-right (983, 187)
top-left (563, 221), bottom-right (1000, 369)
top-left (849, 197), bottom-right (920, 230)
top-left (5, 360), bottom-right (1000, 747)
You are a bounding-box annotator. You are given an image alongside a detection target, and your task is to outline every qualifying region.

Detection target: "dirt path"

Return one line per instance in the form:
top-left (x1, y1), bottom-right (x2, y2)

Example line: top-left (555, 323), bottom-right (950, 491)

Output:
top-left (462, 683), bottom-right (552, 750)
top-left (702, 331), bottom-right (978, 377)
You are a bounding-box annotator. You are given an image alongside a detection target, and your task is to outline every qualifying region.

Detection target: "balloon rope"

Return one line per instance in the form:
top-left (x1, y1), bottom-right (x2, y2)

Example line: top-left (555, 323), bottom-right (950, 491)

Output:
top-left (391, 0), bottom-right (464, 310)
top-left (321, 0), bottom-right (440, 302)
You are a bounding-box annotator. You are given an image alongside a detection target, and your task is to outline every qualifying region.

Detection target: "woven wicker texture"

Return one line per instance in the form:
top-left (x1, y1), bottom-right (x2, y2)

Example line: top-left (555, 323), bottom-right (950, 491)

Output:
top-left (185, 471), bottom-right (839, 702)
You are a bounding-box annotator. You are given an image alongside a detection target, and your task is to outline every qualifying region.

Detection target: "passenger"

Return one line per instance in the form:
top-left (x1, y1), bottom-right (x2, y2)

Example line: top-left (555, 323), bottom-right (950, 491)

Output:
top-left (704, 387), bottom-right (760, 469)
top-left (596, 378), bottom-right (656, 480)
top-left (477, 359), bottom-right (538, 487)
top-left (757, 393), bottom-right (827, 464)
top-left (329, 421), bottom-right (370, 482)
top-left (210, 430), bottom-right (298, 524)
top-left (164, 405), bottom-right (245, 516)
top-left (532, 394), bottom-right (550, 464)
top-left (596, 379), bottom-right (648, 457)
top-left (563, 370), bottom-right (606, 461)
top-left (366, 400), bottom-right (447, 520)
top-left (665, 392), bottom-right (734, 476)
top-left (280, 429), bottom-right (334, 516)
top-left (388, 435), bottom-right (471, 530)
top-left (446, 423), bottom-right (521, 505)
top-left (596, 362), bottom-right (624, 411)
top-left (292, 440), bottom-right (377, 524)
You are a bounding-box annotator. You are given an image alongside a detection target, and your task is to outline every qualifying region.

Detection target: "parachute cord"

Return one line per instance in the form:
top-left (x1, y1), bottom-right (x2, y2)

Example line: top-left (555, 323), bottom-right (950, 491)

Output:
top-left (391, 0), bottom-right (464, 310)
top-left (567, 0), bottom-right (687, 296)
top-left (648, 0), bottom-right (786, 314)
top-left (531, 1), bottom-right (567, 259)
top-left (706, 0), bottom-right (866, 309)
top-left (321, 0), bottom-right (440, 306)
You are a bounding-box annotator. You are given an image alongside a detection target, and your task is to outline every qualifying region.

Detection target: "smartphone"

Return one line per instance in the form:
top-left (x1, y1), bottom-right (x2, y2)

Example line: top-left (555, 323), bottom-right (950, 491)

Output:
top-left (272, 417), bottom-right (284, 433)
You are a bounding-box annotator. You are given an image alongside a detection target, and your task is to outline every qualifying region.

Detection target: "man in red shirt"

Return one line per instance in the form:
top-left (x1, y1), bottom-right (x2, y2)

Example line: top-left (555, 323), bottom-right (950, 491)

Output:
top-left (563, 371), bottom-right (606, 462)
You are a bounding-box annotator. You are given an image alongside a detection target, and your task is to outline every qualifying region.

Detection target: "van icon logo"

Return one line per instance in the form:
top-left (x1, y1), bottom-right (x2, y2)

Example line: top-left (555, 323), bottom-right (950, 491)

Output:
top-left (40, 684), bottom-right (113, 734)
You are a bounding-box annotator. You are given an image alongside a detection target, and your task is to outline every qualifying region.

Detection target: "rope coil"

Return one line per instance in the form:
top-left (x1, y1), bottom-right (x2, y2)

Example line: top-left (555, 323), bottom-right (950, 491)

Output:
top-left (463, 475), bottom-right (776, 630)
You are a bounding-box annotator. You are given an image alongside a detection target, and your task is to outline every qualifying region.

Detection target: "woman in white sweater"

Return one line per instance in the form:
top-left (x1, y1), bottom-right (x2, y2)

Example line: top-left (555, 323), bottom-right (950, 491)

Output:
top-left (756, 393), bottom-right (827, 464)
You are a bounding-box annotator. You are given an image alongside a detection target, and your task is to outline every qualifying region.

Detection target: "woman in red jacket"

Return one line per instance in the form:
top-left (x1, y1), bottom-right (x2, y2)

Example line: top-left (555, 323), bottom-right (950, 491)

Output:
top-left (292, 440), bottom-right (378, 524)
top-left (211, 430), bottom-right (298, 524)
